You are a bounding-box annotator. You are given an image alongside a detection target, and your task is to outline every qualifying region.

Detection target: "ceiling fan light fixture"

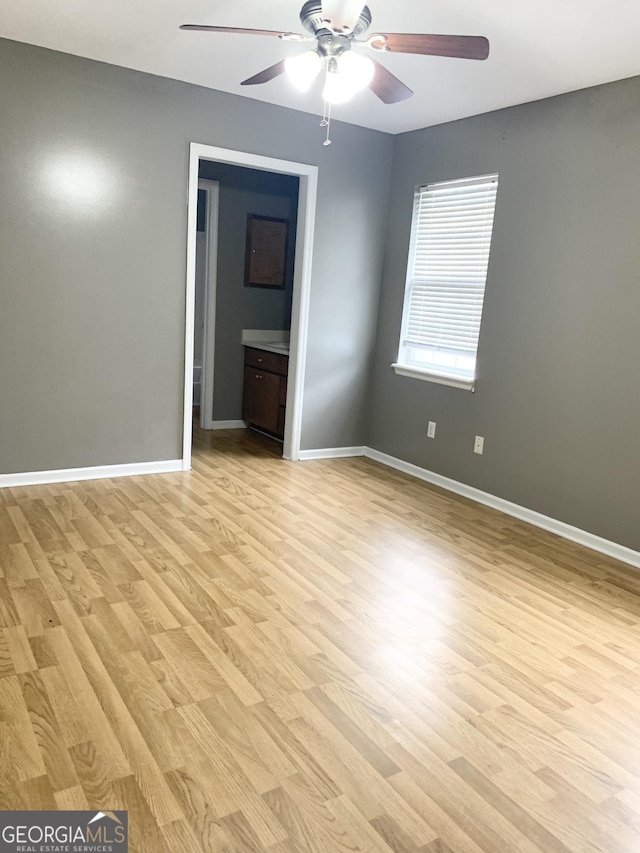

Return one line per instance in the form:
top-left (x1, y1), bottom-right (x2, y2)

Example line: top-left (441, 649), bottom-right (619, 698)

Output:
top-left (284, 50), bottom-right (322, 91)
top-left (180, 2), bottom-right (490, 144)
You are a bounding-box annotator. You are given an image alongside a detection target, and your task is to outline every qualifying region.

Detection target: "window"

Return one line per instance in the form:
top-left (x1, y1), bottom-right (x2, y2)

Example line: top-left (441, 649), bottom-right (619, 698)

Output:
top-left (393, 173), bottom-right (499, 390)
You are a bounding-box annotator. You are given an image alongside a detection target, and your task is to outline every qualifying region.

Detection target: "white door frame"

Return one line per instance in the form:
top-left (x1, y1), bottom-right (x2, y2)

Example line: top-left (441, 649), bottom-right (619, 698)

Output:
top-left (197, 178), bottom-right (220, 430)
top-left (183, 143), bottom-right (318, 468)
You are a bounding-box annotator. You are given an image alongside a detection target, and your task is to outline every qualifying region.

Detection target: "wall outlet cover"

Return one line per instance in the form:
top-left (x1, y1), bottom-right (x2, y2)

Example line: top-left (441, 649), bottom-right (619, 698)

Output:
top-left (474, 435), bottom-right (484, 454)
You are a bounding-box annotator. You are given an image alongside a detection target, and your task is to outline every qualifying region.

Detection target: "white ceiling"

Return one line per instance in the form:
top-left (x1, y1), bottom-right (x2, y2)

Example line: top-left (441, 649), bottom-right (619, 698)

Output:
top-left (1, 0), bottom-right (639, 134)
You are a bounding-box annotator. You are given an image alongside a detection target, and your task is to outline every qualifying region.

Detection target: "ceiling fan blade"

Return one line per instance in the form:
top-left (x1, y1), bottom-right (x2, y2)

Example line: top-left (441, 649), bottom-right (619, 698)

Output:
top-left (370, 33), bottom-right (490, 60)
top-left (180, 24), bottom-right (296, 38)
top-left (320, 0), bottom-right (366, 32)
top-left (241, 60), bottom-right (287, 86)
top-left (369, 60), bottom-right (413, 104)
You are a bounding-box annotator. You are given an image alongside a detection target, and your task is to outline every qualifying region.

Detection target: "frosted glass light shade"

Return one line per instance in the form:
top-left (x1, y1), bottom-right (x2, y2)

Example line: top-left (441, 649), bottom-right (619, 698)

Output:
top-left (284, 51), bottom-right (322, 92)
top-left (322, 69), bottom-right (355, 104)
top-left (337, 51), bottom-right (375, 92)
top-left (322, 51), bottom-right (375, 103)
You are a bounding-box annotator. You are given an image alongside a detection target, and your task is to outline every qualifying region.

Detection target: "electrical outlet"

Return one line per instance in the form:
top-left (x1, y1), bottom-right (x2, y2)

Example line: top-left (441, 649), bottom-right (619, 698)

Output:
top-left (427, 421), bottom-right (437, 439)
top-left (474, 435), bottom-right (484, 455)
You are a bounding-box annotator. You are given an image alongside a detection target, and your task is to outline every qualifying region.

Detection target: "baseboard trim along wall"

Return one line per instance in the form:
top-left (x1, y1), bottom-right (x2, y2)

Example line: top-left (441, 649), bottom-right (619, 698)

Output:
top-left (0, 459), bottom-right (183, 489)
top-left (4, 442), bottom-right (637, 570)
top-left (298, 446), bottom-right (367, 461)
top-left (299, 445), bottom-right (640, 570)
top-left (209, 420), bottom-right (247, 430)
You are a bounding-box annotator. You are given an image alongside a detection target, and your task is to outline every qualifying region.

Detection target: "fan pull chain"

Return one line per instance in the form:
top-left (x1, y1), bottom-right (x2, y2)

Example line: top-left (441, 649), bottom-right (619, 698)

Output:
top-left (320, 99), bottom-right (328, 127)
top-left (321, 100), bottom-right (332, 146)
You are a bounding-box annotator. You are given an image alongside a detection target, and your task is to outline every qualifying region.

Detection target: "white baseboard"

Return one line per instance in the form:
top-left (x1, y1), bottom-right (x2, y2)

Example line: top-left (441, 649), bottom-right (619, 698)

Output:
top-left (5, 439), bottom-right (637, 570)
top-left (298, 446), bottom-right (367, 461)
top-left (0, 459), bottom-right (183, 489)
top-left (208, 420), bottom-right (248, 431)
top-left (364, 447), bottom-right (640, 570)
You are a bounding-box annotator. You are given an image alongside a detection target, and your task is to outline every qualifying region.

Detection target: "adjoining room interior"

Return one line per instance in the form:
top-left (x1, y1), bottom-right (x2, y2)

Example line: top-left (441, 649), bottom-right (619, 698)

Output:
top-left (192, 161), bottom-right (299, 455)
top-left (1, 2), bottom-right (640, 850)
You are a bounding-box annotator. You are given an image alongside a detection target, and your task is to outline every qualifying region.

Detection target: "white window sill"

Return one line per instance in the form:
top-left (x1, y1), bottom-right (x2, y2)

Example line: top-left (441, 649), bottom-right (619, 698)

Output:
top-left (391, 363), bottom-right (475, 392)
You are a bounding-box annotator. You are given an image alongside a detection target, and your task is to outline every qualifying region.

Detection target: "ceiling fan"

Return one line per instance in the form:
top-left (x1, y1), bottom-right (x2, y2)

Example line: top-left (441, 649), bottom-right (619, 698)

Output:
top-left (181, 0), bottom-right (489, 142)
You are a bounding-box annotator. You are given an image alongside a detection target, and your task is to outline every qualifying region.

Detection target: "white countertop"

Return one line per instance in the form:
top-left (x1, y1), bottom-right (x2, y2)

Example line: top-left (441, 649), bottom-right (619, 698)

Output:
top-left (241, 329), bottom-right (290, 357)
top-left (243, 341), bottom-right (290, 356)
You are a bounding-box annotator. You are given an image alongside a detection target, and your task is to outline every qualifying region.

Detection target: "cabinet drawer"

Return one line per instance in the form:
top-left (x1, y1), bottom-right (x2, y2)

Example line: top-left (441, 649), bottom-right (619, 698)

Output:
top-left (242, 367), bottom-right (281, 435)
top-left (244, 347), bottom-right (288, 376)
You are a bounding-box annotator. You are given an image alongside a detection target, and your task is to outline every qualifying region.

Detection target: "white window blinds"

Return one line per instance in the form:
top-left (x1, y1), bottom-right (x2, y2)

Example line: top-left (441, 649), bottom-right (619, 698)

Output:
top-left (396, 174), bottom-right (498, 386)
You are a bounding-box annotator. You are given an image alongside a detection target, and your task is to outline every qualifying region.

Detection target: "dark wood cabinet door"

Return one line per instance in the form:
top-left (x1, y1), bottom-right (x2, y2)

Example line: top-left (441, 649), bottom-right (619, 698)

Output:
top-left (242, 366), bottom-right (281, 435)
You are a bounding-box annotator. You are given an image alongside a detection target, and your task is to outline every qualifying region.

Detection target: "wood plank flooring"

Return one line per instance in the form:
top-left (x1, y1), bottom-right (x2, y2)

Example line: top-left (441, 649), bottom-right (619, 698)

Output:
top-left (1, 425), bottom-right (640, 851)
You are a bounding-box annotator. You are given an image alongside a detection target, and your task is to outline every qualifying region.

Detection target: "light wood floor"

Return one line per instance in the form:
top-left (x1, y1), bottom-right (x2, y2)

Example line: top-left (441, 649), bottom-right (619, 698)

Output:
top-left (1, 426), bottom-right (640, 852)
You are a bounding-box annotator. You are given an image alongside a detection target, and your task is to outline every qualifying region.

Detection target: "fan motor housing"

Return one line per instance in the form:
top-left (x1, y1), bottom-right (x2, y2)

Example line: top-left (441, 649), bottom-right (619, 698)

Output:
top-left (299, 1), bottom-right (372, 37)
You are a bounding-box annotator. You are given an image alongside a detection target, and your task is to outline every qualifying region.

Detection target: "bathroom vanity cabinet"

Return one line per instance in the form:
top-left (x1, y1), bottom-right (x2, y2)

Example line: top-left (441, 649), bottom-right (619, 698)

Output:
top-left (242, 346), bottom-right (288, 439)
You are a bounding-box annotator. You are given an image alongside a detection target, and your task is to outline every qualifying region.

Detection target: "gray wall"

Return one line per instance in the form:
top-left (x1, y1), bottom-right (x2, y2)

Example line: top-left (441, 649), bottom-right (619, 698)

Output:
top-left (0, 38), bottom-right (393, 472)
top-left (198, 163), bottom-right (298, 422)
top-left (367, 76), bottom-right (640, 551)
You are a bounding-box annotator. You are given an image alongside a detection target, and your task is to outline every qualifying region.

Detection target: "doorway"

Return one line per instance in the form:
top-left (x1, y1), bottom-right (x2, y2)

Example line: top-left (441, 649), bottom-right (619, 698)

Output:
top-left (194, 179), bottom-right (219, 431)
top-left (183, 144), bottom-right (319, 469)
